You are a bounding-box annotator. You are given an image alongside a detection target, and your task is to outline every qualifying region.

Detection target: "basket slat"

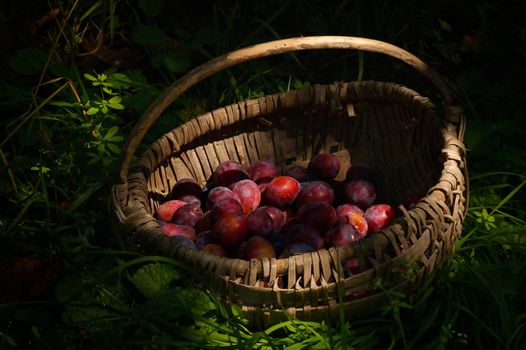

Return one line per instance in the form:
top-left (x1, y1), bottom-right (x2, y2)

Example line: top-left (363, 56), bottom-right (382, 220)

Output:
top-left (112, 74), bottom-right (467, 327)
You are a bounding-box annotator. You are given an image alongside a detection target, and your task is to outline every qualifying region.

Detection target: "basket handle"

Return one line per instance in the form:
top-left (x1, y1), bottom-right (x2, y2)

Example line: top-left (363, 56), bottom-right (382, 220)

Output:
top-left (118, 36), bottom-right (460, 184)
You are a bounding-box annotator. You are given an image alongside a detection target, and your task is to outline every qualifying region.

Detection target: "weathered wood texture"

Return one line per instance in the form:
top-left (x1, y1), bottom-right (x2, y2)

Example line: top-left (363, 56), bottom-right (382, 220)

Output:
top-left (111, 37), bottom-right (467, 328)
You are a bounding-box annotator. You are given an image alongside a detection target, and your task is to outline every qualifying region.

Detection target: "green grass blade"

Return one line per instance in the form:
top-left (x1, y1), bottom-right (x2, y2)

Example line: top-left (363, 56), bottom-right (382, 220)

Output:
top-left (489, 180), bottom-right (525, 216)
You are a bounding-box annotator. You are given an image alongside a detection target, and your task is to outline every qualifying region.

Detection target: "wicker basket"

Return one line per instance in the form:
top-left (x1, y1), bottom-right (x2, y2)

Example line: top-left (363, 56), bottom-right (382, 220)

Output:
top-left (111, 36), bottom-right (468, 328)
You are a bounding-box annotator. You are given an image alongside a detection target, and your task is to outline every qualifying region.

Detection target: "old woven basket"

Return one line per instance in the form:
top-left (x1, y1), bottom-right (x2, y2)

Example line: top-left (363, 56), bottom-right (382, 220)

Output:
top-left (111, 36), bottom-right (468, 328)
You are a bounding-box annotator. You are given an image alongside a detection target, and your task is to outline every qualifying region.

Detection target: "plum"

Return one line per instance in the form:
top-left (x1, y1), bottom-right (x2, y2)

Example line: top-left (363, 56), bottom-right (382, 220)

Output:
top-left (342, 180), bottom-right (377, 209)
top-left (345, 258), bottom-right (360, 275)
top-left (195, 230), bottom-right (214, 249)
top-left (283, 223), bottom-right (324, 250)
top-left (338, 211), bottom-right (368, 237)
top-left (170, 235), bottom-right (197, 250)
top-left (264, 206), bottom-right (286, 232)
top-left (170, 178), bottom-right (203, 200)
top-left (247, 206), bottom-right (285, 239)
top-left (230, 179), bottom-right (261, 214)
top-left (242, 236), bottom-right (276, 260)
top-left (258, 182), bottom-right (269, 192)
top-left (206, 186), bottom-right (241, 210)
top-left (283, 207), bottom-right (296, 223)
top-left (325, 224), bottom-right (361, 247)
top-left (364, 204), bottom-right (395, 233)
top-left (284, 165), bottom-right (310, 182)
top-left (308, 153), bottom-right (340, 180)
top-left (295, 180), bottom-right (335, 208)
top-left (171, 203), bottom-right (203, 227)
top-left (213, 160), bottom-right (249, 187)
top-left (296, 202), bottom-right (337, 232)
top-left (202, 243), bottom-right (228, 257)
top-left (178, 195), bottom-right (201, 207)
top-left (211, 197), bottom-right (244, 217)
top-left (247, 208), bottom-right (274, 238)
top-left (212, 213), bottom-right (249, 248)
top-left (247, 159), bottom-right (279, 184)
top-left (154, 199), bottom-right (187, 222)
top-left (270, 232), bottom-right (286, 257)
top-left (232, 241), bottom-right (248, 259)
top-left (194, 210), bottom-right (214, 233)
top-left (336, 203), bottom-right (364, 217)
top-left (261, 176), bottom-right (301, 208)
top-left (283, 243), bottom-right (317, 257)
top-left (159, 222), bottom-right (196, 241)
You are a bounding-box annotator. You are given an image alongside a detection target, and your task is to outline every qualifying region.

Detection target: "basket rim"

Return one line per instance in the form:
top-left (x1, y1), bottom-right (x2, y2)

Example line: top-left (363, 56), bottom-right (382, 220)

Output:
top-left (112, 80), bottom-right (468, 286)
top-left (116, 36), bottom-right (464, 186)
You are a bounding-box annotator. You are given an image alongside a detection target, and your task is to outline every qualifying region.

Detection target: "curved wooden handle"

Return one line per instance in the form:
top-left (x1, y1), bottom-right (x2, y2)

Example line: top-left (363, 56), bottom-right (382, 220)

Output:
top-left (118, 36), bottom-right (458, 184)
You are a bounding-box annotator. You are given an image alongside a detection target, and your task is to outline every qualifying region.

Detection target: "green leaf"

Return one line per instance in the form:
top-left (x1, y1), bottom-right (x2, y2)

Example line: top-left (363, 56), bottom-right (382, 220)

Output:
top-left (102, 86), bottom-right (114, 94)
top-left (49, 101), bottom-right (78, 107)
top-left (62, 303), bottom-right (115, 325)
top-left (107, 73), bottom-right (132, 89)
top-left (84, 73), bottom-right (98, 81)
top-left (104, 126), bottom-right (119, 140)
top-left (439, 19), bottom-right (452, 32)
top-left (0, 331), bottom-right (17, 347)
top-left (138, 0), bottom-right (165, 18)
top-left (55, 276), bottom-right (83, 303)
top-left (130, 25), bottom-right (171, 46)
top-left (107, 143), bottom-right (121, 154)
top-left (173, 288), bottom-right (215, 316)
top-left (8, 48), bottom-right (48, 75)
top-left (108, 96), bottom-right (124, 110)
top-left (86, 107), bottom-right (99, 115)
top-left (108, 135), bottom-right (124, 142)
top-left (108, 102), bottom-right (125, 110)
top-left (130, 263), bottom-right (180, 298)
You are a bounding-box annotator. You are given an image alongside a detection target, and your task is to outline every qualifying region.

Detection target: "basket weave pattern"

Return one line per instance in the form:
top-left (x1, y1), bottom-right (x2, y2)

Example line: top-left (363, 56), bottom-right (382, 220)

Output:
top-left (112, 78), bottom-right (467, 326)
top-left (111, 37), bottom-right (468, 327)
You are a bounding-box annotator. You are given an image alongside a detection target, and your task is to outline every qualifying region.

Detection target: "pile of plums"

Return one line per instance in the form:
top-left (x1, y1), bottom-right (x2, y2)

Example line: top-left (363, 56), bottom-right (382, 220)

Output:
top-left (154, 154), bottom-right (405, 262)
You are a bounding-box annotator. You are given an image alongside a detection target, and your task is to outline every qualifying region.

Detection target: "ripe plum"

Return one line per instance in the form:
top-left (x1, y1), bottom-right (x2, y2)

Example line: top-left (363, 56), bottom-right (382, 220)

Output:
top-left (171, 203), bottom-right (203, 227)
top-left (284, 165), bottom-right (310, 182)
top-left (203, 243), bottom-right (228, 257)
top-left (247, 160), bottom-right (279, 184)
top-left (325, 224), bottom-right (361, 247)
top-left (171, 178), bottom-right (203, 200)
top-left (364, 204), bottom-right (395, 233)
top-left (261, 176), bottom-right (301, 208)
top-left (308, 153), bottom-right (340, 180)
top-left (211, 197), bottom-right (244, 217)
top-left (342, 180), bottom-right (376, 209)
top-left (212, 213), bottom-right (249, 248)
top-left (155, 199), bottom-right (187, 222)
top-left (242, 236), bottom-right (276, 260)
top-left (206, 186), bottom-right (241, 209)
top-left (230, 179), bottom-right (261, 214)
top-left (296, 202), bottom-right (337, 232)
top-left (159, 222), bottom-right (196, 241)
top-left (213, 160), bottom-right (249, 187)
top-left (295, 180), bottom-right (335, 208)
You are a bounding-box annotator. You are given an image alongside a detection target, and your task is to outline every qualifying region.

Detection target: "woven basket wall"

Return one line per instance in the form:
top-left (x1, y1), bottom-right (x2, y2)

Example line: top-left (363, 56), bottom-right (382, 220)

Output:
top-left (111, 37), bottom-right (468, 328)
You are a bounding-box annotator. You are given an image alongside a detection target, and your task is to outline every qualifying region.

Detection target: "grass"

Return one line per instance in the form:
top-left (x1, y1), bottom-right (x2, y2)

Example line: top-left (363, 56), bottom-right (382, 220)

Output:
top-left (1, 0), bottom-right (525, 348)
